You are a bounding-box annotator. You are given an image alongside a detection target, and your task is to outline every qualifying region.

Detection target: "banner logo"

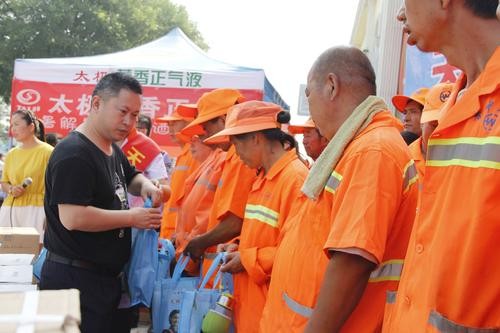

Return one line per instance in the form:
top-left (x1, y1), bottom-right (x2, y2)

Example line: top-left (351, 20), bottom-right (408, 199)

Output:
top-left (16, 89), bottom-right (41, 105)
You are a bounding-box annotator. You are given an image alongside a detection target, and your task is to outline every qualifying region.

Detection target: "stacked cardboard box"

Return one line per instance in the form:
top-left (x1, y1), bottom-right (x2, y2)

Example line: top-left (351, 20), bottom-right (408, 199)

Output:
top-left (0, 289), bottom-right (81, 333)
top-left (0, 227), bottom-right (40, 292)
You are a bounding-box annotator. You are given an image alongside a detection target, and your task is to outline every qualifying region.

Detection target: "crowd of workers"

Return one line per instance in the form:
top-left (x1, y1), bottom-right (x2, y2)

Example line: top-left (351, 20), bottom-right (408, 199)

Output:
top-left (0, 1), bottom-right (498, 332)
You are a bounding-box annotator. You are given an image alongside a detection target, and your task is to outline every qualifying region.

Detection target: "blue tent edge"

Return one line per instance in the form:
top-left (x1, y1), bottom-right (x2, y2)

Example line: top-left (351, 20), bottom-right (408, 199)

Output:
top-left (263, 77), bottom-right (289, 111)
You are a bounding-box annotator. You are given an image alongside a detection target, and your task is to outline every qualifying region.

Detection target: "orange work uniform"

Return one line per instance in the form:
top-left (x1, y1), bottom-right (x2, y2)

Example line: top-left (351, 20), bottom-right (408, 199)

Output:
top-left (160, 143), bottom-right (199, 239)
top-left (260, 111), bottom-right (418, 333)
top-left (201, 145), bottom-right (256, 277)
top-left (408, 137), bottom-right (425, 180)
top-left (383, 48), bottom-right (500, 332)
top-left (234, 150), bottom-right (308, 333)
top-left (174, 148), bottom-right (226, 261)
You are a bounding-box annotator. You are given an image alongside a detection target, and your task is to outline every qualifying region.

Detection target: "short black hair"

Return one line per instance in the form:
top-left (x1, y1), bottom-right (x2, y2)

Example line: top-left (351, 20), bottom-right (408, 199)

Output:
top-left (45, 133), bottom-right (59, 147)
top-left (92, 72), bottom-right (142, 99)
top-left (137, 115), bottom-right (152, 136)
top-left (464, 0), bottom-right (498, 18)
top-left (169, 309), bottom-right (179, 324)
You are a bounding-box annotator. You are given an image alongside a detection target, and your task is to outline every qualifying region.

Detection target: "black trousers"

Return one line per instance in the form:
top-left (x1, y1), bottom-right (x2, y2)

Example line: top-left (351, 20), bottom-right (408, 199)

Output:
top-left (40, 259), bottom-right (122, 333)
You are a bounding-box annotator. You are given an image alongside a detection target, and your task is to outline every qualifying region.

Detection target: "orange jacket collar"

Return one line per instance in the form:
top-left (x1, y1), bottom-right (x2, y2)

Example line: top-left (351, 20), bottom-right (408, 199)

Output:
top-left (354, 110), bottom-right (402, 140)
top-left (265, 150), bottom-right (298, 181)
top-left (438, 46), bottom-right (500, 131)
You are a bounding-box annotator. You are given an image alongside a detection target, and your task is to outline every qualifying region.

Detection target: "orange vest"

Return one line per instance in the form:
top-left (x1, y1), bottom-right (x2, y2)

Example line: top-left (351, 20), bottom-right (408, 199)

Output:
top-left (383, 48), bottom-right (500, 332)
top-left (160, 144), bottom-right (199, 239)
top-left (233, 150), bottom-right (308, 333)
top-left (174, 148), bottom-right (226, 274)
top-left (408, 137), bottom-right (425, 180)
top-left (200, 146), bottom-right (256, 278)
top-left (260, 112), bottom-right (418, 333)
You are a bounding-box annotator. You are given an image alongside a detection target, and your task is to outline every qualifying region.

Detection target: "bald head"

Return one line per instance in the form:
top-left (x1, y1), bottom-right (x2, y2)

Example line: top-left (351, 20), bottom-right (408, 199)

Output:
top-left (305, 46), bottom-right (377, 140)
top-left (310, 46), bottom-right (376, 98)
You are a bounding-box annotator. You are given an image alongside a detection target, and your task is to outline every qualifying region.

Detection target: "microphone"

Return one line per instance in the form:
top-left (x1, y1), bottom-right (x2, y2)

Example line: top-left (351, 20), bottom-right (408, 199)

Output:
top-left (22, 177), bottom-right (33, 188)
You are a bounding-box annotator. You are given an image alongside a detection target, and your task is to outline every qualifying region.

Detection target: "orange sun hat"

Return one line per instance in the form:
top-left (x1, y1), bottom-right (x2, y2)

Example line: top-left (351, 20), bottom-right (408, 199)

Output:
top-left (288, 118), bottom-right (315, 134)
top-left (420, 83), bottom-right (454, 123)
top-left (180, 88), bottom-right (246, 137)
top-left (392, 87), bottom-right (429, 113)
top-left (204, 100), bottom-right (284, 144)
top-left (156, 103), bottom-right (198, 123)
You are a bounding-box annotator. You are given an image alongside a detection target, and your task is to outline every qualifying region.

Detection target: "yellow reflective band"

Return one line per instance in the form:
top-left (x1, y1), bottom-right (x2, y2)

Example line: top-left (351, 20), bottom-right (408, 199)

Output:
top-left (427, 136), bottom-right (500, 171)
top-left (325, 171), bottom-right (343, 194)
top-left (368, 259), bottom-right (404, 283)
top-left (245, 204), bottom-right (279, 228)
top-left (402, 160), bottom-right (418, 194)
top-left (427, 159), bottom-right (500, 170)
top-left (428, 136), bottom-right (500, 146)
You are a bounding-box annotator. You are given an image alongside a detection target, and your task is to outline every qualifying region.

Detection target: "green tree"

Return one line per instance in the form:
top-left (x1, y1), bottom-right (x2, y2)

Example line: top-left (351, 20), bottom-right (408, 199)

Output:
top-left (0, 97), bottom-right (10, 151)
top-left (0, 0), bottom-right (207, 102)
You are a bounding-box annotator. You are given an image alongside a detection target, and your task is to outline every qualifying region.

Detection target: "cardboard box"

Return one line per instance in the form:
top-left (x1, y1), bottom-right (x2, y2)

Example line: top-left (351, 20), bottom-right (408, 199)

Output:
top-left (0, 265), bottom-right (33, 283)
top-left (0, 289), bottom-right (80, 333)
top-left (0, 227), bottom-right (39, 255)
top-left (0, 283), bottom-right (37, 293)
top-left (0, 254), bottom-right (35, 266)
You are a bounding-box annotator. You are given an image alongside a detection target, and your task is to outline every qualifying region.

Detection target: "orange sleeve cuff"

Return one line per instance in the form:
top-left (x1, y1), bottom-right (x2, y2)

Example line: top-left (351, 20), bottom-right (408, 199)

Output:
top-left (240, 246), bottom-right (276, 285)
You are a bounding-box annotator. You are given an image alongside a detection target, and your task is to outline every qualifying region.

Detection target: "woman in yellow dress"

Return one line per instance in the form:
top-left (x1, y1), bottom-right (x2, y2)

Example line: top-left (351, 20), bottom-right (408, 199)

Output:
top-left (0, 109), bottom-right (53, 242)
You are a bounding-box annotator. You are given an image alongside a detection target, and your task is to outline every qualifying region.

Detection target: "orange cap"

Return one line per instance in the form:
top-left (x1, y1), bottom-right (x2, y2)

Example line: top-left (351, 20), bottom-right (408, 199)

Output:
top-left (156, 104), bottom-right (197, 123)
top-left (181, 89), bottom-right (246, 136)
top-left (420, 83), bottom-right (453, 123)
top-left (204, 101), bottom-right (284, 144)
top-left (288, 118), bottom-right (316, 134)
top-left (392, 87), bottom-right (429, 113)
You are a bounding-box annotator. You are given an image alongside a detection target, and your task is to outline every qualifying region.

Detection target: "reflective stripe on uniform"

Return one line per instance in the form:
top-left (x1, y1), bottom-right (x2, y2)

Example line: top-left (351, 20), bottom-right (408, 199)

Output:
top-left (168, 207), bottom-right (179, 213)
top-left (244, 204), bottom-right (279, 228)
top-left (427, 136), bottom-right (500, 170)
top-left (283, 292), bottom-right (313, 318)
top-left (386, 291), bottom-right (397, 304)
top-left (174, 165), bottom-right (189, 172)
top-left (368, 259), bottom-right (404, 283)
top-left (325, 171), bottom-right (343, 194)
top-left (402, 161), bottom-right (418, 194)
top-left (428, 310), bottom-right (499, 333)
top-left (195, 178), bottom-right (217, 192)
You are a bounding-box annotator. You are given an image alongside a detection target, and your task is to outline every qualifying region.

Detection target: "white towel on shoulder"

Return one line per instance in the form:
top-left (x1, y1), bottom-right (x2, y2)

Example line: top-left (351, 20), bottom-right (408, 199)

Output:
top-left (301, 96), bottom-right (388, 200)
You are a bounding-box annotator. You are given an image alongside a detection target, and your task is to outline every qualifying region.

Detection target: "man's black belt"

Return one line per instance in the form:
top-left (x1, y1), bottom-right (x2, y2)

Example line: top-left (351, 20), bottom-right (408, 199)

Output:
top-left (46, 251), bottom-right (118, 277)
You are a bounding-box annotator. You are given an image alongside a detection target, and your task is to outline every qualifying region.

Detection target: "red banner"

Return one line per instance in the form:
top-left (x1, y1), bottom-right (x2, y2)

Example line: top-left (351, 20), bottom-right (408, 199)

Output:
top-left (11, 79), bottom-right (263, 155)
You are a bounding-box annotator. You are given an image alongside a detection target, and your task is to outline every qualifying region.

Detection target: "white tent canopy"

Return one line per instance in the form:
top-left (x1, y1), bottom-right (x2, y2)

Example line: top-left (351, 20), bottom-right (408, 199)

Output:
top-left (11, 27), bottom-right (288, 150)
top-left (13, 27), bottom-right (288, 108)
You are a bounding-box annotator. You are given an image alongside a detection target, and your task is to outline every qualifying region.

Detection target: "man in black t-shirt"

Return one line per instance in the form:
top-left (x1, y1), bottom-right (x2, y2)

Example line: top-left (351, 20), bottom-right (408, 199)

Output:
top-left (41, 72), bottom-right (164, 333)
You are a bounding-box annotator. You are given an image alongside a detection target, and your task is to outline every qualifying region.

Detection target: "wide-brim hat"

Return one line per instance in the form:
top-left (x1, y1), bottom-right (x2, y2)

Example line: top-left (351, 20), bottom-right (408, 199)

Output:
top-left (420, 83), bottom-right (454, 123)
top-left (156, 104), bottom-right (197, 123)
top-left (204, 100), bottom-right (284, 144)
top-left (288, 118), bottom-right (315, 134)
top-left (180, 89), bottom-right (246, 137)
top-left (392, 87), bottom-right (429, 113)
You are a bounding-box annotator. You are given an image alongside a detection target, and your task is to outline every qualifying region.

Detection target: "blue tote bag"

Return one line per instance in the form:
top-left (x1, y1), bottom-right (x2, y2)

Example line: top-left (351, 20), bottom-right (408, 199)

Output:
top-left (33, 247), bottom-right (47, 281)
top-left (127, 228), bottom-right (159, 307)
top-left (152, 254), bottom-right (200, 333)
top-left (178, 252), bottom-right (234, 333)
